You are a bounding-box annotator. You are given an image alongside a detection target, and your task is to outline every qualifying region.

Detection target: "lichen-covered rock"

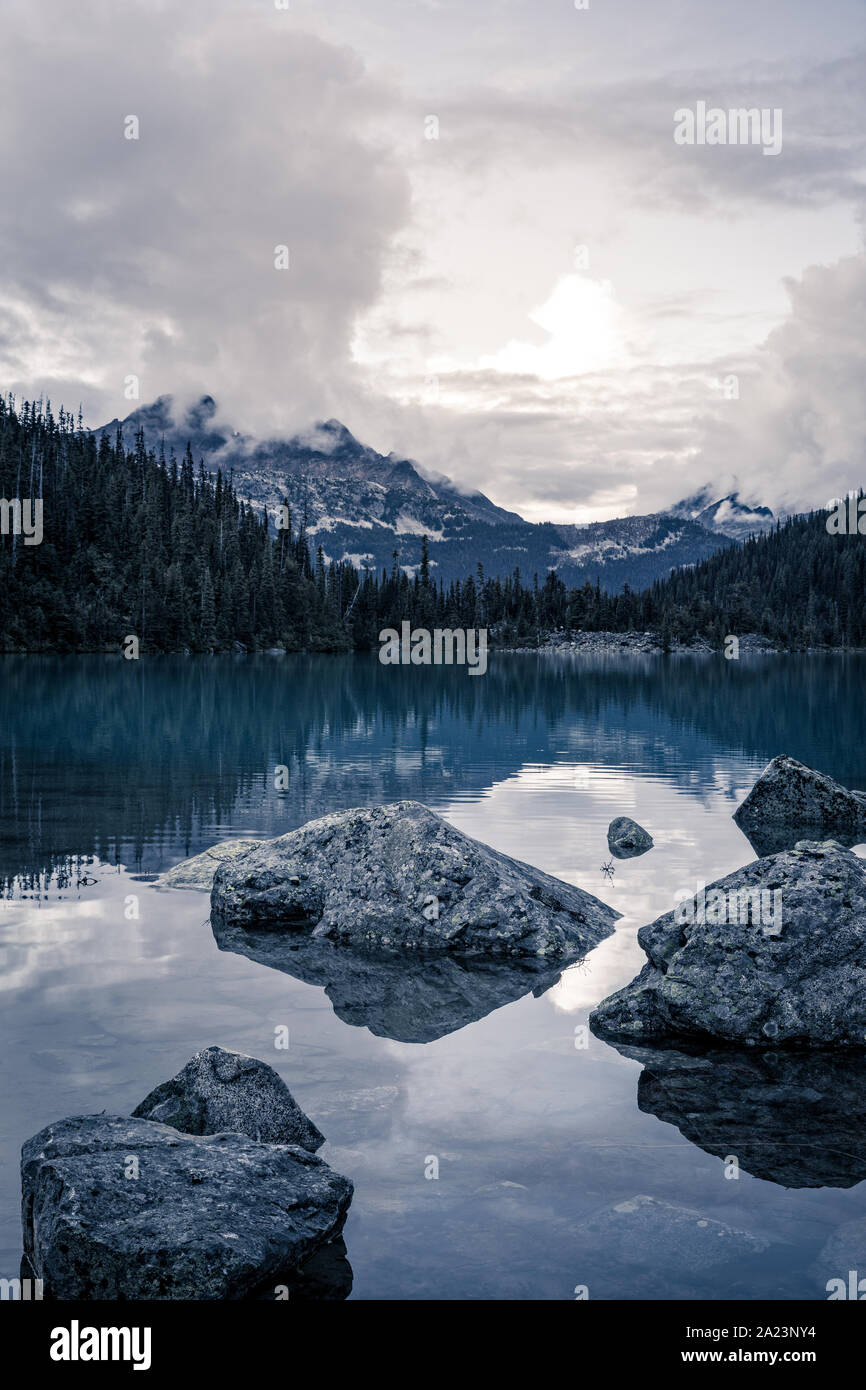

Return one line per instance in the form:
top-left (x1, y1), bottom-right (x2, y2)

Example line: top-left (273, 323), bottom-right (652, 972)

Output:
top-left (21, 1114), bottom-right (352, 1300)
top-left (607, 816), bottom-right (653, 859)
top-left (211, 801), bottom-right (619, 958)
top-left (591, 841), bottom-right (866, 1046)
top-left (159, 840), bottom-right (262, 890)
top-left (734, 755), bottom-right (866, 844)
top-left (132, 1046), bottom-right (323, 1151)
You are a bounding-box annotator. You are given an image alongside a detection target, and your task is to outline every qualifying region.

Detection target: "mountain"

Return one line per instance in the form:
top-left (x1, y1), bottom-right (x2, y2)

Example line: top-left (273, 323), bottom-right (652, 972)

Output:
top-left (670, 487), bottom-right (776, 541)
top-left (95, 396), bottom-right (523, 573)
top-left (95, 396), bottom-right (743, 590)
top-left (546, 513), bottom-right (735, 591)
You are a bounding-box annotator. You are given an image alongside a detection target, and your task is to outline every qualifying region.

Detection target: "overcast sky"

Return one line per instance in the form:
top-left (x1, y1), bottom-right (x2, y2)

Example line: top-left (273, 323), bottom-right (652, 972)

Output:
top-left (1, 0), bottom-right (864, 520)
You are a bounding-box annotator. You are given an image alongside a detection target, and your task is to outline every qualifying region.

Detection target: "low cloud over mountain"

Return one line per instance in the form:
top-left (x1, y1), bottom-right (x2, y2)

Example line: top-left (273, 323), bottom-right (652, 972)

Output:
top-left (97, 395), bottom-right (772, 591)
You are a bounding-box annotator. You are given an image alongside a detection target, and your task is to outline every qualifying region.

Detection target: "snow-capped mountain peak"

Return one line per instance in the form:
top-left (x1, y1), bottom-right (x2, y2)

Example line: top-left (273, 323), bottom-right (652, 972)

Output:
top-left (670, 488), bottom-right (775, 540)
top-left (95, 397), bottom-right (747, 590)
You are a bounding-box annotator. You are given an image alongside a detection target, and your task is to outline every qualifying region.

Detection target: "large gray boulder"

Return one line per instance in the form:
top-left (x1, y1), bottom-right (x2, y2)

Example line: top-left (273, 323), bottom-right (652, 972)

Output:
top-left (210, 801), bottom-right (619, 958)
top-left (734, 755), bottom-right (866, 853)
top-left (159, 840), bottom-right (262, 891)
top-left (607, 816), bottom-right (653, 859)
top-left (591, 841), bottom-right (866, 1046)
top-left (21, 1114), bottom-right (352, 1300)
top-left (132, 1046), bottom-right (324, 1151)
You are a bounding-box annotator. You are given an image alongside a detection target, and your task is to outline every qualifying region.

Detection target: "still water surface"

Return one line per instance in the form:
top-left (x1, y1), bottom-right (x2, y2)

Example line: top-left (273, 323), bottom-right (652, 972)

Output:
top-left (1, 652), bottom-right (865, 1299)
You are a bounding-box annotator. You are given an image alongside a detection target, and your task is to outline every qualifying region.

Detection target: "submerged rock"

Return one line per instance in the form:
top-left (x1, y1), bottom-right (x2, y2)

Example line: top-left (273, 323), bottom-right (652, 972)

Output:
top-left (591, 841), bottom-right (866, 1046)
top-left (132, 1045), bottom-right (324, 1152)
top-left (211, 801), bottom-right (619, 958)
top-left (212, 915), bottom-right (574, 1042)
top-left (734, 755), bottom-right (866, 852)
top-left (573, 1196), bottom-right (772, 1298)
top-left (21, 1114), bottom-right (352, 1300)
top-left (605, 1041), bottom-right (866, 1188)
top-left (159, 840), bottom-right (262, 891)
top-left (607, 816), bottom-right (653, 859)
top-left (814, 1219), bottom-right (866, 1299)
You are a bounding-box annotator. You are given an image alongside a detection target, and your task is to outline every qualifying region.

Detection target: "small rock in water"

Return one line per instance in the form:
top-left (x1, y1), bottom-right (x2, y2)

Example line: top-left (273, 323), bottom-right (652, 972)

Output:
top-left (132, 1045), bottom-right (324, 1151)
top-left (211, 800), bottom-right (620, 959)
top-left (607, 816), bottom-right (654, 859)
top-left (21, 1114), bottom-right (352, 1300)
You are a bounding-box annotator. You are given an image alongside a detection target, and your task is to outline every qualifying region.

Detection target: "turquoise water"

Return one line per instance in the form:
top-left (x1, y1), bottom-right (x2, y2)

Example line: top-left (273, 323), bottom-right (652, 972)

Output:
top-left (2, 652), bottom-right (865, 1299)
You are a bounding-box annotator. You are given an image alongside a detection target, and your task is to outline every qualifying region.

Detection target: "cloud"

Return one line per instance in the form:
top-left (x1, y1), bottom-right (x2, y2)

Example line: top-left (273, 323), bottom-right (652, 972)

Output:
top-left (362, 253), bottom-right (866, 523)
top-left (475, 274), bottom-right (629, 380)
top-left (428, 47), bottom-right (866, 212)
top-left (1, 0), bottom-right (864, 527)
top-left (0, 0), bottom-right (410, 434)
top-left (698, 253), bottom-right (866, 513)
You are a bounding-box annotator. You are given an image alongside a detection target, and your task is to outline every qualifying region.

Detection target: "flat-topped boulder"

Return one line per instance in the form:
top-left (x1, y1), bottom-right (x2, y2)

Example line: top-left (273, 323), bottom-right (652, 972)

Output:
top-left (132, 1046), bottom-right (324, 1151)
top-left (591, 841), bottom-right (866, 1047)
top-left (210, 801), bottom-right (619, 959)
top-left (21, 1114), bottom-right (352, 1300)
top-left (607, 816), bottom-right (653, 859)
top-left (159, 839), bottom-right (263, 891)
top-left (734, 755), bottom-right (866, 848)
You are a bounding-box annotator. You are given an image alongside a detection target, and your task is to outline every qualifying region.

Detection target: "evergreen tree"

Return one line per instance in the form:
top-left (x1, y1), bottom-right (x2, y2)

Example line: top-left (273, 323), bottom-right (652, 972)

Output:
top-left (1, 394), bottom-right (864, 655)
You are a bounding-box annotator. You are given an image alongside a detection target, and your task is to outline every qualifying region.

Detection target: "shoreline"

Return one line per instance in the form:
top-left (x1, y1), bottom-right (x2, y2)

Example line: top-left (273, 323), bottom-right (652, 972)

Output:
top-left (498, 630), bottom-right (866, 656)
top-left (1, 631), bottom-right (865, 658)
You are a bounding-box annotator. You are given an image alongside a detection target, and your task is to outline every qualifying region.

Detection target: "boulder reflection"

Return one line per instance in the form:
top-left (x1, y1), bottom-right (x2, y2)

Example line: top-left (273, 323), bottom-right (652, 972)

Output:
top-left (212, 914), bottom-right (575, 1043)
top-left (603, 1040), bottom-right (866, 1188)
